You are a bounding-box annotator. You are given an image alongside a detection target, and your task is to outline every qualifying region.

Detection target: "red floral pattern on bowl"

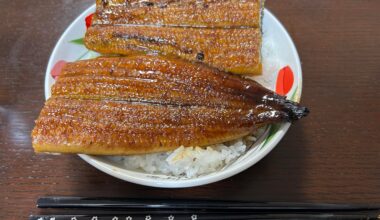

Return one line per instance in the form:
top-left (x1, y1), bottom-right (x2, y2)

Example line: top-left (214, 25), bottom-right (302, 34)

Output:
top-left (276, 66), bottom-right (294, 96)
top-left (50, 60), bottom-right (67, 79)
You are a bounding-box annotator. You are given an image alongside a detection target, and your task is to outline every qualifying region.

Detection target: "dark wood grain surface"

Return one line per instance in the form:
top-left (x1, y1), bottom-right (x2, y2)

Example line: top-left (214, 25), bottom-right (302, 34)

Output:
top-left (1, 0), bottom-right (379, 219)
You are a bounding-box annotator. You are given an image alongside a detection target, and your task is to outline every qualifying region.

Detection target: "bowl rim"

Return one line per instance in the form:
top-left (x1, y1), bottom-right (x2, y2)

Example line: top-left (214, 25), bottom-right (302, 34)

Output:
top-left (45, 5), bottom-right (302, 188)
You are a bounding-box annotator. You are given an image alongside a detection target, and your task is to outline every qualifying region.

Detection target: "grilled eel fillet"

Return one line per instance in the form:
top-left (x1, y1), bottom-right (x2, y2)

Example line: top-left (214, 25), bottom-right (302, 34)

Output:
top-left (93, 0), bottom-right (264, 28)
top-left (85, 0), bottom-right (264, 75)
top-left (32, 55), bottom-right (308, 155)
top-left (85, 26), bottom-right (262, 75)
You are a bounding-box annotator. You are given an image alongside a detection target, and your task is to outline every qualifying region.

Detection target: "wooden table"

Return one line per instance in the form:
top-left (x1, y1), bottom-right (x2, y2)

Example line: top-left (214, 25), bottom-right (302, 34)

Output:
top-left (1, 0), bottom-right (379, 218)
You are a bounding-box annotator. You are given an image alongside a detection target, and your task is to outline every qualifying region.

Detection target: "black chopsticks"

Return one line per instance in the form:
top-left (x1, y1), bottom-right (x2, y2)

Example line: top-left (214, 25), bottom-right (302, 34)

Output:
top-left (29, 213), bottom-right (380, 220)
top-left (31, 196), bottom-right (380, 220)
top-left (37, 197), bottom-right (380, 211)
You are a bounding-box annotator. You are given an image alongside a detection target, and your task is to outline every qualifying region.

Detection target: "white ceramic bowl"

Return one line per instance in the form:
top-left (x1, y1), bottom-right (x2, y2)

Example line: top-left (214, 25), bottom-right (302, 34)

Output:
top-left (45, 4), bottom-right (302, 188)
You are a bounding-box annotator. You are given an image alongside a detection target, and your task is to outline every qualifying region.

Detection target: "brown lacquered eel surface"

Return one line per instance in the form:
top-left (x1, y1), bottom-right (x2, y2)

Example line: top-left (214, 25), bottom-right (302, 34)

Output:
top-left (93, 0), bottom-right (264, 28)
top-left (85, 26), bottom-right (262, 75)
top-left (85, 0), bottom-right (264, 75)
top-left (32, 55), bottom-right (308, 155)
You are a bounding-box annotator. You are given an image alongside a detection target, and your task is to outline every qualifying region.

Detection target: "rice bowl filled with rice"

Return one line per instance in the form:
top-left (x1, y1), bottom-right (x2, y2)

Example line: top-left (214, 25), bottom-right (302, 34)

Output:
top-left (42, 4), bottom-right (305, 187)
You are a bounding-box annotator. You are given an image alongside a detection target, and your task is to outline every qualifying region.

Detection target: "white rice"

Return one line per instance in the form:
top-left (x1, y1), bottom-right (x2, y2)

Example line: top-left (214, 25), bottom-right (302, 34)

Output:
top-left (110, 132), bottom-right (262, 178)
